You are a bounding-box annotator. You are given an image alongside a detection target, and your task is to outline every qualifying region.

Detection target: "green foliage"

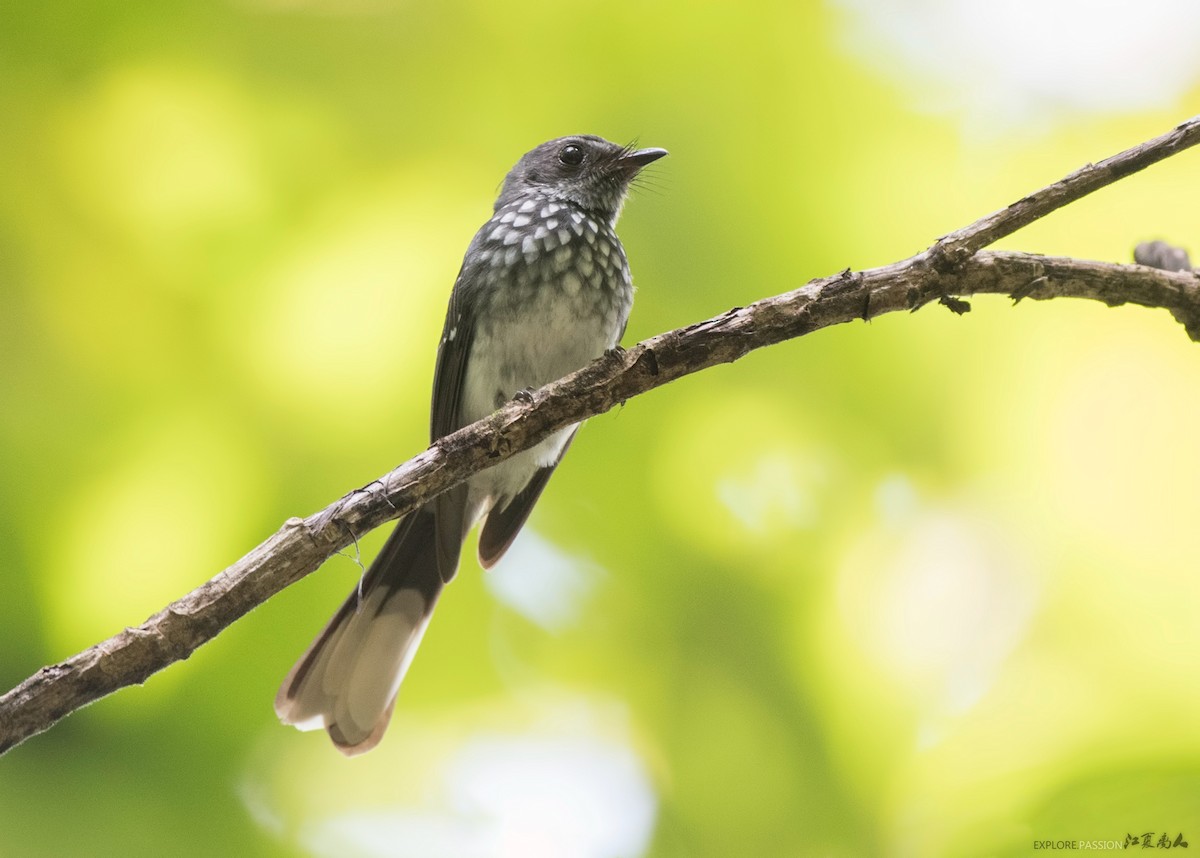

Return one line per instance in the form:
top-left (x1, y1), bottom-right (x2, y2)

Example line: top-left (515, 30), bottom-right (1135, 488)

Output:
top-left (2, 1), bottom-right (1200, 855)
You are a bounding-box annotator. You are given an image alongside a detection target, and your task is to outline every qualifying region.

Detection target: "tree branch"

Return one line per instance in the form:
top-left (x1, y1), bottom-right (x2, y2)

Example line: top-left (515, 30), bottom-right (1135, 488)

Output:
top-left (3, 117), bottom-right (1200, 756)
top-left (931, 116), bottom-right (1200, 265)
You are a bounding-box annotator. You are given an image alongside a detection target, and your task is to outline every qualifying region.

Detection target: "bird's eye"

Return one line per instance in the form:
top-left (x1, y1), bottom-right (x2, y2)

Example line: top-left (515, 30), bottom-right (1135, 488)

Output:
top-left (558, 144), bottom-right (584, 167)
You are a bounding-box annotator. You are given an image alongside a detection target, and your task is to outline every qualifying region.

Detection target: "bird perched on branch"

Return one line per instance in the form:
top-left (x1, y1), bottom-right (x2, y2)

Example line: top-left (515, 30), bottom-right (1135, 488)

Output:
top-left (275, 135), bottom-right (667, 754)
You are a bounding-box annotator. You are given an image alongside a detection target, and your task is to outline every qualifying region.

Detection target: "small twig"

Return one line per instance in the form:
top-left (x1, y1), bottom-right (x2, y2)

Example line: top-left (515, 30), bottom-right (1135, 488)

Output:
top-left (931, 116), bottom-right (1200, 267)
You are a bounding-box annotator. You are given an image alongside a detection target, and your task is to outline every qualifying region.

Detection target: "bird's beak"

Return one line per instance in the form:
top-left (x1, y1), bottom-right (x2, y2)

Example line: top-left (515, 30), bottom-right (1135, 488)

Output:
top-left (619, 147), bottom-right (669, 170)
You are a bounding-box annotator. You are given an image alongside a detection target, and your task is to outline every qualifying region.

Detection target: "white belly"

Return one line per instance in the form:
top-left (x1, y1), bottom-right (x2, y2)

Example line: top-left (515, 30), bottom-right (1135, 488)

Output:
top-left (459, 287), bottom-right (624, 518)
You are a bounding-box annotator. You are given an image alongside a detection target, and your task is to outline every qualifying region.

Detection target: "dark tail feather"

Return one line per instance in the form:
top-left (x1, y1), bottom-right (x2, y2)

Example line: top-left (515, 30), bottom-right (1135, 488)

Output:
top-left (275, 506), bottom-right (446, 755)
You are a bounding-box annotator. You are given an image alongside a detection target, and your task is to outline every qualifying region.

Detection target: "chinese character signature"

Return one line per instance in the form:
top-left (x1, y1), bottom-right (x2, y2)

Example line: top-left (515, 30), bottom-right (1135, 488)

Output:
top-left (1124, 833), bottom-right (1189, 849)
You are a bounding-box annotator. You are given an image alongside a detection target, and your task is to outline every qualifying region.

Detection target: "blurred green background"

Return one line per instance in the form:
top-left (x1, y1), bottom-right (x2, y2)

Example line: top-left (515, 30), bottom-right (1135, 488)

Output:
top-left (3, 1), bottom-right (1200, 856)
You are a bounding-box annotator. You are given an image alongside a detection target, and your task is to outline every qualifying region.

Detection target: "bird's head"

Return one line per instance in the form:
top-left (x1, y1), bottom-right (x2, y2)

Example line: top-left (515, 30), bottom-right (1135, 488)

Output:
top-left (496, 135), bottom-right (667, 224)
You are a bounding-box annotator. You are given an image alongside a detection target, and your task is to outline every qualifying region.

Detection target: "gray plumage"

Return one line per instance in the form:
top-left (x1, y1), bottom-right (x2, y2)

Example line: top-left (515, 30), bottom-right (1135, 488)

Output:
top-left (275, 135), bottom-right (666, 754)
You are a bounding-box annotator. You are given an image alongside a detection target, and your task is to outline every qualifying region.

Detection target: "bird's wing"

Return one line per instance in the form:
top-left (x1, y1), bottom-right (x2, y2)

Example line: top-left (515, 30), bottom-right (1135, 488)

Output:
top-left (429, 262), bottom-right (478, 582)
top-left (476, 427), bottom-right (577, 568)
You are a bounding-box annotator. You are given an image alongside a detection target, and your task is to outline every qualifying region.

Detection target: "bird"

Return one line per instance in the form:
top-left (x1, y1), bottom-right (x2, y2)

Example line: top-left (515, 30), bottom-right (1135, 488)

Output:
top-left (275, 135), bottom-right (667, 755)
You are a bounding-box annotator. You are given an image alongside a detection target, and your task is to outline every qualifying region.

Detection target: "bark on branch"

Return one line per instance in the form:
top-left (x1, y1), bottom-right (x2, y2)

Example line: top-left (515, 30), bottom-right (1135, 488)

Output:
top-left (3, 116), bottom-right (1200, 756)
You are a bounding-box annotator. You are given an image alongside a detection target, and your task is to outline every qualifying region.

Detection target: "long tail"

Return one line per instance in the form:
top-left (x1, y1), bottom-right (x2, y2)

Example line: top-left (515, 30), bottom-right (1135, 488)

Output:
top-left (275, 506), bottom-right (445, 756)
